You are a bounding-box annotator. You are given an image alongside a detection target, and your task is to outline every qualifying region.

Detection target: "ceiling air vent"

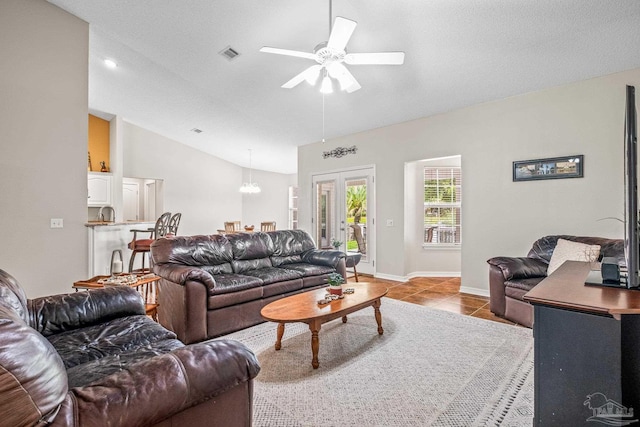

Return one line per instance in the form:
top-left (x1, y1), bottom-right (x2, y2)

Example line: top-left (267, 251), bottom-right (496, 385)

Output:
top-left (219, 46), bottom-right (240, 61)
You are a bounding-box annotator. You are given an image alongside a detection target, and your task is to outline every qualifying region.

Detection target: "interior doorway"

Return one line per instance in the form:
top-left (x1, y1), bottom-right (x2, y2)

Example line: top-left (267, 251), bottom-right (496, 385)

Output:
top-left (312, 166), bottom-right (375, 275)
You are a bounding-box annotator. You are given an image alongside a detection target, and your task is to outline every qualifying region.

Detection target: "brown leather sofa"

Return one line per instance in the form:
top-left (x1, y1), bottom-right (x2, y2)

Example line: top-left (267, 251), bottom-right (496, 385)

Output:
top-left (0, 269), bottom-right (260, 427)
top-left (487, 235), bottom-right (624, 327)
top-left (151, 229), bottom-right (347, 344)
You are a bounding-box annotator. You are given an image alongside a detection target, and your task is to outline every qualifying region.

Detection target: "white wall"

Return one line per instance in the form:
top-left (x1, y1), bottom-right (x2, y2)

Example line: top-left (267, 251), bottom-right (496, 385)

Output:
top-left (242, 170), bottom-right (297, 230)
top-left (299, 68), bottom-right (640, 293)
top-left (0, 0), bottom-right (88, 297)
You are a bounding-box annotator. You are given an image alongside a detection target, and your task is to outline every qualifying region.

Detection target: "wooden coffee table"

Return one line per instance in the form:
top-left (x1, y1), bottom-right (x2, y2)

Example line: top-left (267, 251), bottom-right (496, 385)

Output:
top-left (260, 282), bottom-right (388, 369)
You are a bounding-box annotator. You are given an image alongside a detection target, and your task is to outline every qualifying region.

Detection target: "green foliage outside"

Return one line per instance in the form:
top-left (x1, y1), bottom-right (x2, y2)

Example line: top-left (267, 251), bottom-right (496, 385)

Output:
top-left (347, 185), bottom-right (367, 251)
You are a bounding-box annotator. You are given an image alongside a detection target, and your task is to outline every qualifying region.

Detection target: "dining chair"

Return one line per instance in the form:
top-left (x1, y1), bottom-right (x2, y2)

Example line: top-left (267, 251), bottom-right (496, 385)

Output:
top-left (260, 221), bottom-right (276, 232)
top-left (128, 212), bottom-right (171, 273)
top-left (224, 221), bottom-right (241, 233)
top-left (167, 212), bottom-right (182, 236)
top-left (345, 253), bottom-right (362, 282)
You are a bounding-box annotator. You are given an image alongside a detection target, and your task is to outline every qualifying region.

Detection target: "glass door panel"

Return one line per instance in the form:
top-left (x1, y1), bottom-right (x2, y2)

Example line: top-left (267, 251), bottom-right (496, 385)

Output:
top-left (312, 168), bottom-right (375, 275)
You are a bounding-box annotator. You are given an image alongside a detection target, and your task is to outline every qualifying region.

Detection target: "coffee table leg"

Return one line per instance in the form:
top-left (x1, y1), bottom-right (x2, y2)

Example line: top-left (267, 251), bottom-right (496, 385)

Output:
top-left (309, 320), bottom-right (321, 369)
top-left (275, 323), bottom-right (285, 350)
top-left (342, 316), bottom-right (348, 323)
top-left (373, 299), bottom-right (384, 335)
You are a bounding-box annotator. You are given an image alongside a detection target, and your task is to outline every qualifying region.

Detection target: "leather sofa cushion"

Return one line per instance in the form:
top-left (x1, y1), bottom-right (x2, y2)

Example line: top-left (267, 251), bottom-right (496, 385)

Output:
top-left (66, 337), bottom-right (184, 388)
top-left (282, 263), bottom-right (335, 277)
top-left (227, 232), bottom-right (274, 260)
top-left (262, 279), bottom-right (303, 298)
top-left (271, 254), bottom-right (302, 267)
top-left (504, 277), bottom-right (544, 300)
top-left (0, 270), bottom-right (28, 322)
top-left (151, 234), bottom-right (233, 266)
top-left (267, 229), bottom-right (316, 257)
top-left (233, 257), bottom-right (272, 274)
top-left (528, 235), bottom-right (625, 264)
top-left (208, 287), bottom-right (264, 310)
top-left (303, 275), bottom-right (328, 288)
top-left (210, 274), bottom-right (263, 295)
top-left (242, 267), bottom-right (303, 285)
top-left (48, 315), bottom-right (177, 369)
top-left (201, 263), bottom-right (233, 275)
top-left (0, 305), bottom-right (68, 426)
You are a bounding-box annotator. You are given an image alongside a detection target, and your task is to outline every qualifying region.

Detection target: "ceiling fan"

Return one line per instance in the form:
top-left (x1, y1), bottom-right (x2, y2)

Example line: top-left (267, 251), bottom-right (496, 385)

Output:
top-left (260, 11), bottom-right (405, 94)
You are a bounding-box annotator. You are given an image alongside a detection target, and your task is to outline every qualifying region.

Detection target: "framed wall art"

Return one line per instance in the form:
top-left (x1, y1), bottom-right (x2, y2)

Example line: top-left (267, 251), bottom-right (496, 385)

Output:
top-left (513, 155), bottom-right (583, 182)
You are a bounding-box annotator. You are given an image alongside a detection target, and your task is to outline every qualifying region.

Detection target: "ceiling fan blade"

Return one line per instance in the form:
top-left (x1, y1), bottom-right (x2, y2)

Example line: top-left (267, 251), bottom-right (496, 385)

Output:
top-left (260, 47), bottom-right (316, 61)
top-left (327, 62), bottom-right (361, 93)
top-left (281, 65), bottom-right (322, 89)
top-left (344, 52), bottom-right (405, 65)
top-left (327, 17), bottom-right (357, 51)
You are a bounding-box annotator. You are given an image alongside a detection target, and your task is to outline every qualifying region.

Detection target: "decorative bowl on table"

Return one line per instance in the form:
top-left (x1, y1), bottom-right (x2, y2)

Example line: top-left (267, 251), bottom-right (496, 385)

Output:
top-left (244, 225), bottom-right (254, 231)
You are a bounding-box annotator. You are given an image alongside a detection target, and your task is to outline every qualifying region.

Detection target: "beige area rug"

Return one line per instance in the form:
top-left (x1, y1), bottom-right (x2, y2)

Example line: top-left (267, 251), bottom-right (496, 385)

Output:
top-left (223, 298), bottom-right (534, 426)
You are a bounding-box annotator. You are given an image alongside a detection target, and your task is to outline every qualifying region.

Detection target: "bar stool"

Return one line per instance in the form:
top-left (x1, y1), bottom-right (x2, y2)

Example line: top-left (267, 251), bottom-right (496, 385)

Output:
top-left (128, 212), bottom-right (171, 273)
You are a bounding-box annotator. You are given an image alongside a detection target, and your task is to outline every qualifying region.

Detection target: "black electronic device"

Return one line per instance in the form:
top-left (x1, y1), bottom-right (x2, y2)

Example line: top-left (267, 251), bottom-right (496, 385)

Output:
top-left (623, 85), bottom-right (639, 288)
top-left (601, 257), bottom-right (621, 282)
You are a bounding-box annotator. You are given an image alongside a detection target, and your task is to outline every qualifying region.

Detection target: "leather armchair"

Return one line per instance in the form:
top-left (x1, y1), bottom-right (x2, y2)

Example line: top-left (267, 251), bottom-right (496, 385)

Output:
top-left (487, 235), bottom-right (624, 327)
top-left (0, 269), bottom-right (260, 427)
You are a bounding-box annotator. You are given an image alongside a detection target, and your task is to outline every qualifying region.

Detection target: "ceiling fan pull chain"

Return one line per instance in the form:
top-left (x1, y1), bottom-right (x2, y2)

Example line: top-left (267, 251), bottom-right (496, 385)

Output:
top-left (322, 91), bottom-right (326, 143)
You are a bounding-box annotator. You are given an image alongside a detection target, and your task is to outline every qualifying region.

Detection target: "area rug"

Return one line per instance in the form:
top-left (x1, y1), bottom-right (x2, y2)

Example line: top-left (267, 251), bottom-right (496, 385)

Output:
top-left (223, 298), bottom-right (534, 426)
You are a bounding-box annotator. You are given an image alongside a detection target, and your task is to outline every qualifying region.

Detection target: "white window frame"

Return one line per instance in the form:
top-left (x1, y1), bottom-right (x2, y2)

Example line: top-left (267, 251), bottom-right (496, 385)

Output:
top-left (288, 186), bottom-right (298, 230)
top-left (423, 167), bottom-right (461, 247)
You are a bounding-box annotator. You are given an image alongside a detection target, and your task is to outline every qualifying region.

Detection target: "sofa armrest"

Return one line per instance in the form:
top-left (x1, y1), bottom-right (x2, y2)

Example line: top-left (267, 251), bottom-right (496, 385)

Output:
top-left (302, 249), bottom-right (346, 268)
top-left (57, 340), bottom-right (260, 427)
top-left (28, 286), bottom-right (145, 337)
top-left (487, 256), bottom-right (548, 281)
top-left (154, 264), bottom-right (216, 290)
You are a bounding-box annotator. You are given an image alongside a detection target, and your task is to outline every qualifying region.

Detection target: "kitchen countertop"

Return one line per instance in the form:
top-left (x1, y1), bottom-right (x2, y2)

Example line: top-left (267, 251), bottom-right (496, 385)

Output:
top-left (85, 221), bottom-right (155, 227)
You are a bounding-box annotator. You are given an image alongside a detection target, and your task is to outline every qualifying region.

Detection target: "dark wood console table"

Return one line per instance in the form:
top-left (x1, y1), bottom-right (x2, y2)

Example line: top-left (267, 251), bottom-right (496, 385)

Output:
top-left (524, 261), bottom-right (640, 425)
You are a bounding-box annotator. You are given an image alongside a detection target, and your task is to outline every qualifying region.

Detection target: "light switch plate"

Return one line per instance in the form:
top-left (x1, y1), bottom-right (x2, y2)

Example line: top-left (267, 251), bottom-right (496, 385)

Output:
top-left (386, 219), bottom-right (394, 227)
top-left (50, 218), bottom-right (64, 228)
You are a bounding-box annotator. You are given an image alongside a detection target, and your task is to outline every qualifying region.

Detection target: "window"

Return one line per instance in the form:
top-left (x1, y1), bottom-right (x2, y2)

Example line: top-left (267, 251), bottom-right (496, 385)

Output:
top-left (424, 167), bottom-right (461, 245)
top-left (288, 186), bottom-right (298, 229)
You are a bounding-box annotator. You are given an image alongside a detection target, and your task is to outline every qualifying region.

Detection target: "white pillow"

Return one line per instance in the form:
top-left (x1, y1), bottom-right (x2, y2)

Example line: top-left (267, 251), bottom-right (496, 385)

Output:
top-left (547, 238), bottom-right (601, 275)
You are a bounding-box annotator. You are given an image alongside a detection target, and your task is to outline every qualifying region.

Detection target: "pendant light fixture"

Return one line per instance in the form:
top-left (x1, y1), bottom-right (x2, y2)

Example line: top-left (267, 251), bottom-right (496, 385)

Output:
top-left (239, 149), bottom-right (261, 194)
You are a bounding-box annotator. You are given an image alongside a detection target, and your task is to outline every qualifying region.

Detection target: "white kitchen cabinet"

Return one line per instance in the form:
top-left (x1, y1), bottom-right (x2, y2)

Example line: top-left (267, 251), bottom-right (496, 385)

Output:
top-left (88, 172), bottom-right (112, 206)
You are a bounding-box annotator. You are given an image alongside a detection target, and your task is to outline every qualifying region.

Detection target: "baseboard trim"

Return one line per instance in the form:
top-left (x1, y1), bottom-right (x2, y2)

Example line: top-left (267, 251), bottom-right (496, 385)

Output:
top-left (374, 272), bottom-right (406, 282)
top-left (406, 271), bottom-right (461, 279)
top-left (459, 286), bottom-right (490, 297)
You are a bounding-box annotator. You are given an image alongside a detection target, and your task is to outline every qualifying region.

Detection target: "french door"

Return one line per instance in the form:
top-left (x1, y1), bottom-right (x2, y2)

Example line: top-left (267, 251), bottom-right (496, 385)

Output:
top-left (312, 167), bottom-right (375, 275)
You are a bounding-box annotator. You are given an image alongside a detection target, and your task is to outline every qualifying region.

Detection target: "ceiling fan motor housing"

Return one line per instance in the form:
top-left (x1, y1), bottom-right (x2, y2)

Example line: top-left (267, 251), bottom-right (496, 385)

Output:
top-left (314, 42), bottom-right (345, 66)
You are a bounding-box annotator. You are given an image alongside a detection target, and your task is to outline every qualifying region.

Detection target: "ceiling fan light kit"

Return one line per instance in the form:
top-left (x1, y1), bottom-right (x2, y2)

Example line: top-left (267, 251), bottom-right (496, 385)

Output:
top-left (260, 10), bottom-right (405, 94)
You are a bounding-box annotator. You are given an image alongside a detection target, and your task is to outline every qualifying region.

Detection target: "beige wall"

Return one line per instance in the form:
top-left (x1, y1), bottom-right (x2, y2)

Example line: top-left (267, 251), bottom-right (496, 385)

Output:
top-left (122, 122), bottom-right (296, 235)
top-left (242, 170), bottom-right (297, 231)
top-left (299, 68), bottom-right (640, 294)
top-left (0, 0), bottom-right (88, 297)
top-left (122, 122), bottom-right (244, 236)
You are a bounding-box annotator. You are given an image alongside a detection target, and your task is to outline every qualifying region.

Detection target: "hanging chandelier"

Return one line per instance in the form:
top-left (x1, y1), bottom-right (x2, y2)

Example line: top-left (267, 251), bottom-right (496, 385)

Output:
top-left (239, 149), bottom-right (261, 194)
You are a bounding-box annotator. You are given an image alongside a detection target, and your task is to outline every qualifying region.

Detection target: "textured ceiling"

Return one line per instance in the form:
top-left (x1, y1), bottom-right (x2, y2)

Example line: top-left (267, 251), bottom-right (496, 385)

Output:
top-left (48, 0), bottom-right (640, 173)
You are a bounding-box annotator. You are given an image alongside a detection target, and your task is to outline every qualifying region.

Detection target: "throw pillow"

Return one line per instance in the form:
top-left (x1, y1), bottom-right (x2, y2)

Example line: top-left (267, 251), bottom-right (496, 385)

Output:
top-left (547, 238), bottom-right (601, 275)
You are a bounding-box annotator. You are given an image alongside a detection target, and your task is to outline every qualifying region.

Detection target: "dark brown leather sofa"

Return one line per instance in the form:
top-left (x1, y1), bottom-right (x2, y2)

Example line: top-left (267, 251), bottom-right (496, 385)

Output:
top-left (487, 235), bottom-right (624, 327)
top-left (0, 269), bottom-right (260, 427)
top-left (151, 229), bottom-right (347, 344)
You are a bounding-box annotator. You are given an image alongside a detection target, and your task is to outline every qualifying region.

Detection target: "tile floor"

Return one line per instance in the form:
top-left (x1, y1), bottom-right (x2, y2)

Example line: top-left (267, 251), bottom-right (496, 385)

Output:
top-left (348, 275), bottom-right (519, 326)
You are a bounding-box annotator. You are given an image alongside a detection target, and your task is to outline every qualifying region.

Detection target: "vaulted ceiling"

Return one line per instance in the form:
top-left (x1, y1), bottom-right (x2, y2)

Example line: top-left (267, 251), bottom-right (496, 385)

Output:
top-left (48, 0), bottom-right (640, 173)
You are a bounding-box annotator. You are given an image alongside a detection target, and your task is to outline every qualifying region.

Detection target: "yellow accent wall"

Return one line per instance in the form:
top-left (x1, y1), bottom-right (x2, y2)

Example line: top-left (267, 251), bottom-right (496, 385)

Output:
top-left (88, 114), bottom-right (110, 171)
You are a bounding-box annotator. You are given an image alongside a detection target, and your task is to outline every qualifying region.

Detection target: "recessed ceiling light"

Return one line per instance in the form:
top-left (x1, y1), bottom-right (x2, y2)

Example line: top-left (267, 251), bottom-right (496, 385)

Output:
top-left (104, 59), bottom-right (118, 69)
